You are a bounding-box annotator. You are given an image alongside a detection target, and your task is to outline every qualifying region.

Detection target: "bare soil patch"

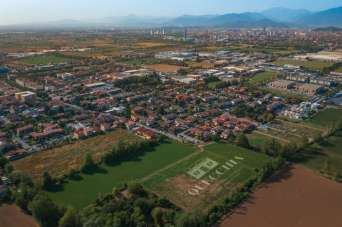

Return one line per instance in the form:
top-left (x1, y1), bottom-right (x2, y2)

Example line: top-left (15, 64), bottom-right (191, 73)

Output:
top-left (145, 64), bottom-right (183, 73)
top-left (221, 165), bottom-right (342, 227)
top-left (0, 204), bottom-right (38, 227)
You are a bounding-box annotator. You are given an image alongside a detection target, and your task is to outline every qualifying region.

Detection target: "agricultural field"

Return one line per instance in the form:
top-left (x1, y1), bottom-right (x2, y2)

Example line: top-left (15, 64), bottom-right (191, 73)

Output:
top-left (301, 131), bottom-right (342, 180)
top-left (0, 205), bottom-right (38, 227)
top-left (145, 64), bottom-right (183, 73)
top-left (272, 59), bottom-right (333, 71)
top-left (250, 119), bottom-right (323, 149)
top-left (248, 71), bottom-right (279, 85)
top-left (186, 60), bottom-right (215, 69)
top-left (18, 53), bottom-right (78, 65)
top-left (225, 44), bottom-right (300, 56)
top-left (47, 140), bottom-right (195, 209)
top-left (221, 165), bottom-right (342, 227)
top-left (136, 41), bottom-right (173, 49)
top-left (307, 108), bottom-right (342, 127)
top-left (143, 143), bottom-right (271, 212)
top-left (13, 129), bottom-right (140, 181)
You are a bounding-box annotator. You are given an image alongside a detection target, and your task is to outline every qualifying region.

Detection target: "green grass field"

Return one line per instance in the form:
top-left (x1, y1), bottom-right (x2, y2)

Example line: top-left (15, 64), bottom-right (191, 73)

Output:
top-left (47, 140), bottom-right (195, 209)
top-left (301, 132), bottom-right (342, 180)
top-left (19, 53), bottom-right (77, 65)
top-left (308, 108), bottom-right (342, 127)
top-left (207, 81), bottom-right (223, 89)
top-left (248, 71), bottom-right (279, 85)
top-left (273, 59), bottom-right (333, 71)
top-left (247, 132), bottom-right (278, 149)
top-left (143, 143), bottom-right (271, 211)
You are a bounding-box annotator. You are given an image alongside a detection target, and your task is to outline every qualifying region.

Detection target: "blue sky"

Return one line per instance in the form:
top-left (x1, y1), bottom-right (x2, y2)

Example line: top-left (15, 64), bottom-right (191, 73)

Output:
top-left (0, 0), bottom-right (341, 25)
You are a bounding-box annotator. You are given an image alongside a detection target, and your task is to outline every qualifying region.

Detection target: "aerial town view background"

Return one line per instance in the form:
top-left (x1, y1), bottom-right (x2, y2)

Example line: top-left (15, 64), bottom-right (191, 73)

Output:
top-left (1, 1), bottom-right (342, 227)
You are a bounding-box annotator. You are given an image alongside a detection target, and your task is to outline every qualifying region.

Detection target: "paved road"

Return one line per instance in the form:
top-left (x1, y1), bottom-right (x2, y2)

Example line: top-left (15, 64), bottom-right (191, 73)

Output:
top-left (136, 123), bottom-right (204, 145)
top-left (12, 136), bottom-right (31, 150)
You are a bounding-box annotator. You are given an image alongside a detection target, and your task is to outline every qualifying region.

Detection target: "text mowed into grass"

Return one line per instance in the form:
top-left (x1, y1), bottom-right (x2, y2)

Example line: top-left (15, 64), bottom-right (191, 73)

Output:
top-left (144, 144), bottom-right (270, 211)
top-left (187, 157), bottom-right (244, 196)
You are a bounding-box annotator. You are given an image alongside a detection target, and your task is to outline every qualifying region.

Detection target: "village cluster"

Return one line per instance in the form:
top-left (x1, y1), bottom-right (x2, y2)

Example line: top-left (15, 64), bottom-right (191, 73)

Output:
top-left (0, 47), bottom-right (341, 167)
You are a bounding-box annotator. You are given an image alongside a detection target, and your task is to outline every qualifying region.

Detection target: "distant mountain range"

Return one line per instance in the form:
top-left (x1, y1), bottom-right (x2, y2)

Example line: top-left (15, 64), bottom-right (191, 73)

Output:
top-left (165, 6), bottom-right (342, 28)
top-left (296, 7), bottom-right (342, 27)
top-left (167, 13), bottom-right (286, 28)
top-left (1, 6), bottom-right (342, 30)
top-left (261, 7), bottom-right (312, 23)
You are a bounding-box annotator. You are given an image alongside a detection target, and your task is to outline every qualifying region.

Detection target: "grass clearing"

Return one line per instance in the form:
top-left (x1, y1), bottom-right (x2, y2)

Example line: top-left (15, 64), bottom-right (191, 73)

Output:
top-left (247, 132), bottom-right (278, 149)
top-left (301, 132), bottom-right (342, 180)
top-left (18, 53), bottom-right (78, 65)
top-left (250, 119), bottom-right (323, 149)
top-left (307, 108), bottom-right (342, 127)
top-left (273, 59), bottom-right (333, 71)
top-left (47, 140), bottom-right (196, 209)
top-left (143, 143), bottom-right (271, 212)
top-left (207, 81), bottom-right (224, 89)
top-left (13, 129), bottom-right (139, 181)
top-left (248, 71), bottom-right (279, 85)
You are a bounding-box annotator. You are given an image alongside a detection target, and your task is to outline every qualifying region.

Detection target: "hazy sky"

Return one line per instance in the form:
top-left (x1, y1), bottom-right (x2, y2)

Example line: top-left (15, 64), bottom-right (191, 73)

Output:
top-left (0, 0), bottom-right (341, 25)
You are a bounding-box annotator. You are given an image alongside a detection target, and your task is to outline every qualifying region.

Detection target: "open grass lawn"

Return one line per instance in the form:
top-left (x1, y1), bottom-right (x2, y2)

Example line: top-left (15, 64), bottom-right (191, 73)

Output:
top-left (47, 140), bottom-right (195, 209)
top-left (13, 129), bottom-right (139, 181)
top-left (18, 53), bottom-right (77, 65)
top-left (247, 132), bottom-right (279, 149)
top-left (248, 71), bottom-right (279, 85)
top-left (301, 132), bottom-right (342, 180)
top-left (308, 108), bottom-right (342, 127)
top-left (334, 66), bottom-right (342, 73)
top-left (143, 143), bottom-right (271, 212)
top-left (207, 81), bottom-right (223, 89)
top-left (225, 45), bottom-right (300, 56)
top-left (272, 59), bottom-right (333, 71)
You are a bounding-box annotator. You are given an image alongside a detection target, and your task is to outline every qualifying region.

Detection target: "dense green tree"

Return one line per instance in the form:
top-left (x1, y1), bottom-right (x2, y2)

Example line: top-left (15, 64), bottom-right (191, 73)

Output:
top-left (151, 207), bottom-right (164, 227)
top-left (58, 207), bottom-right (82, 227)
top-left (235, 133), bottom-right (250, 149)
top-left (262, 139), bottom-right (282, 157)
top-left (4, 163), bottom-right (13, 174)
top-left (128, 183), bottom-right (146, 197)
top-left (81, 153), bottom-right (96, 173)
top-left (176, 213), bottom-right (205, 227)
top-left (15, 184), bottom-right (38, 211)
top-left (0, 155), bottom-right (8, 168)
top-left (42, 172), bottom-right (54, 190)
top-left (29, 194), bottom-right (65, 227)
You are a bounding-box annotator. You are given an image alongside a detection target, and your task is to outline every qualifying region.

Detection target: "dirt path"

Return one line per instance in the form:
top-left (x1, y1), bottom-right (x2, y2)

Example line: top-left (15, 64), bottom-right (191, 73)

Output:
top-left (254, 130), bottom-right (290, 143)
top-left (0, 204), bottom-right (38, 227)
top-left (221, 165), bottom-right (342, 227)
top-left (278, 119), bottom-right (325, 132)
